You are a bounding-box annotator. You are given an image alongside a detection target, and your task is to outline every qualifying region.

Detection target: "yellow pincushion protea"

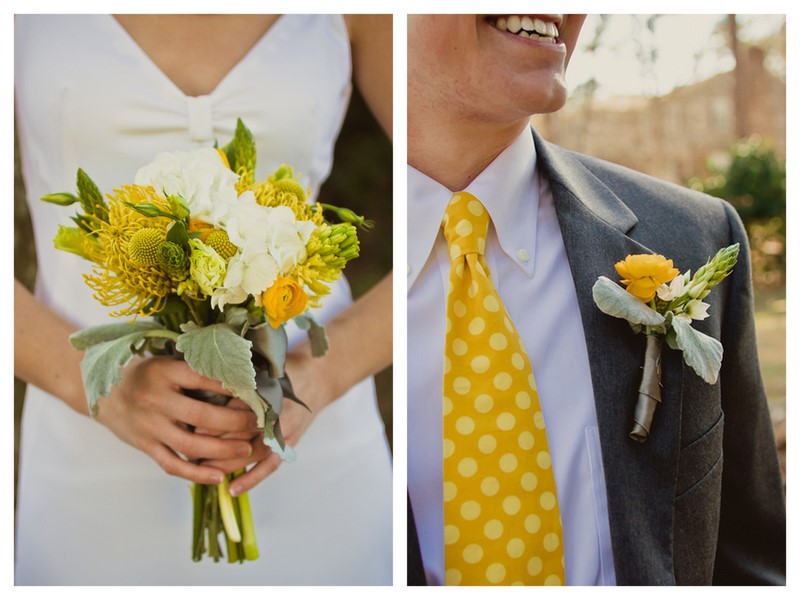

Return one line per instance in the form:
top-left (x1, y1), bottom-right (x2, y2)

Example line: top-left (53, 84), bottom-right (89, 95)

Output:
top-left (84, 185), bottom-right (180, 316)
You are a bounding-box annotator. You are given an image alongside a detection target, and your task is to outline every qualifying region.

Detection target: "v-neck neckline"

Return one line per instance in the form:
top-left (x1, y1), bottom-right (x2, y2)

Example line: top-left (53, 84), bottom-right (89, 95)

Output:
top-left (107, 14), bottom-right (286, 99)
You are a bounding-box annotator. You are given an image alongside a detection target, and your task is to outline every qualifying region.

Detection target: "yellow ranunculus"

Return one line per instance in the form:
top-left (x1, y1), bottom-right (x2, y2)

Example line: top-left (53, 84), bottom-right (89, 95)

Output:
top-left (262, 277), bottom-right (309, 328)
top-left (614, 254), bottom-right (680, 303)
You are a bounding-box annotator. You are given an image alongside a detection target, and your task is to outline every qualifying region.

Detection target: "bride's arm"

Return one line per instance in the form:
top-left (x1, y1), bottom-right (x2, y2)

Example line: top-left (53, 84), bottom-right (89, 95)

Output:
top-left (211, 15), bottom-right (395, 495)
top-left (347, 14), bottom-right (393, 141)
top-left (14, 278), bottom-right (258, 484)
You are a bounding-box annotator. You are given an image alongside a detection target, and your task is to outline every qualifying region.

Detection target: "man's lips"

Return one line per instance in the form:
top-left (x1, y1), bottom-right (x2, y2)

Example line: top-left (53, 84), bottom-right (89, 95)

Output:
top-left (486, 15), bottom-right (560, 43)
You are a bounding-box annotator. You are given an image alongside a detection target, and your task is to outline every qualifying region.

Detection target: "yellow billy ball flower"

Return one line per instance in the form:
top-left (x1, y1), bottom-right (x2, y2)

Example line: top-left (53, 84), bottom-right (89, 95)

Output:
top-left (615, 254), bottom-right (680, 303)
top-left (205, 230), bottom-right (238, 260)
top-left (271, 178), bottom-right (307, 202)
top-left (127, 227), bottom-right (166, 266)
top-left (262, 277), bottom-right (308, 329)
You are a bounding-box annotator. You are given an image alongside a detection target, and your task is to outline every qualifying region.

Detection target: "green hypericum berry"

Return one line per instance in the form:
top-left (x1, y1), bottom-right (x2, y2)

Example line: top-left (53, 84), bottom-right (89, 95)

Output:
top-left (128, 228), bottom-right (166, 266)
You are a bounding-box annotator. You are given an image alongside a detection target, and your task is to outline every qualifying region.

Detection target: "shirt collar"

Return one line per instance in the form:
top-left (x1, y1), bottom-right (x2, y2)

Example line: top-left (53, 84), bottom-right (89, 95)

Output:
top-left (407, 127), bottom-right (540, 291)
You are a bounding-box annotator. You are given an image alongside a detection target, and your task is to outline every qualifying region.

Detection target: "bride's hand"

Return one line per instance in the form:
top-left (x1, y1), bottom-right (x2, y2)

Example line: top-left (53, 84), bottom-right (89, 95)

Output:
top-left (96, 356), bottom-right (260, 485)
top-left (203, 349), bottom-right (336, 496)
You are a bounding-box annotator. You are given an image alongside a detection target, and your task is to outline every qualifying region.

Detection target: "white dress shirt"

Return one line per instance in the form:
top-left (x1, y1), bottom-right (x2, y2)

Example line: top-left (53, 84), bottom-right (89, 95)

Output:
top-left (407, 128), bottom-right (617, 585)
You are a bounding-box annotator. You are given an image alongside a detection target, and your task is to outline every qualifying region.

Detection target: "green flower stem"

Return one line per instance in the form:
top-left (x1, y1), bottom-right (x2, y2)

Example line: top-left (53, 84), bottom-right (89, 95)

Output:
top-left (217, 477), bottom-right (242, 543)
top-left (234, 469), bottom-right (260, 561)
top-left (142, 329), bottom-right (180, 342)
top-left (182, 297), bottom-right (203, 326)
top-left (208, 486), bottom-right (223, 562)
top-left (229, 491), bottom-right (244, 562)
top-left (191, 483), bottom-right (207, 562)
top-left (226, 530), bottom-right (240, 563)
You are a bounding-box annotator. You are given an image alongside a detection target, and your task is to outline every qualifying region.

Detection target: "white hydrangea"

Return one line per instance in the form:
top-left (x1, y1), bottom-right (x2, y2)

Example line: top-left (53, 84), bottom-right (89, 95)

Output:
top-left (134, 148), bottom-right (238, 224)
top-left (209, 194), bottom-right (317, 310)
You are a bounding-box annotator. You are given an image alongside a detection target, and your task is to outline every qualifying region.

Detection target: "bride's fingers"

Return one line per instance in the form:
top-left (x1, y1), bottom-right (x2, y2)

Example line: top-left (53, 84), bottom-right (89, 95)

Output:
top-left (228, 453), bottom-right (283, 497)
top-left (203, 441), bottom-right (271, 473)
top-left (163, 425), bottom-right (253, 462)
top-left (194, 427), bottom-right (259, 439)
top-left (146, 442), bottom-right (226, 485)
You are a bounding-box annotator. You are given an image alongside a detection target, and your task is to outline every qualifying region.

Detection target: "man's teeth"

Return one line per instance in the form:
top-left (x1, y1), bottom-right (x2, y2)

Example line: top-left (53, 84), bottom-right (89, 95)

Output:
top-left (494, 16), bottom-right (559, 42)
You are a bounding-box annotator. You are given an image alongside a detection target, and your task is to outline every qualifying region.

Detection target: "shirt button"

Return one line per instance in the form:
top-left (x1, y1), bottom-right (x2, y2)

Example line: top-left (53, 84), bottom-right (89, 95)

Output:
top-left (407, 265), bottom-right (412, 275)
top-left (517, 249), bottom-right (530, 262)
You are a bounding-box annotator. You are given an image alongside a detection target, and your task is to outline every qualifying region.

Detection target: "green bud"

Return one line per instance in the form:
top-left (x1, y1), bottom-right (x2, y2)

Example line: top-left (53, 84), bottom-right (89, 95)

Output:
top-left (687, 282), bottom-right (706, 299)
top-left (123, 201), bottom-right (176, 220)
top-left (157, 241), bottom-right (190, 279)
top-left (76, 168), bottom-right (109, 222)
top-left (269, 164), bottom-right (294, 182)
top-left (320, 203), bottom-right (374, 231)
top-left (41, 192), bottom-right (79, 206)
top-left (167, 195), bottom-right (191, 220)
top-left (328, 232), bottom-right (348, 246)
top-left (685, 243), bottom-right (740, 301)
top-left (53, 225), bottom-right (91, 259)
top-left (339, 245), bottom-right (360, 260)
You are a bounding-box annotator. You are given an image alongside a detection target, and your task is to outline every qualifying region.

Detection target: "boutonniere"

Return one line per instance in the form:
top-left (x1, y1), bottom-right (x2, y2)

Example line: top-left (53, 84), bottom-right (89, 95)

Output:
top-left (591, 244), bottom-right (739, 442)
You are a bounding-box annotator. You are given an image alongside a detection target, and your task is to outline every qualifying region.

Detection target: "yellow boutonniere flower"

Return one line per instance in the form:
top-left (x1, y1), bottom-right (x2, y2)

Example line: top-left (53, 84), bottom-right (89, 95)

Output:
top-left (614, 254), bottom-right (680, 303)
top-left (263, 277), bottom-right (309, 328)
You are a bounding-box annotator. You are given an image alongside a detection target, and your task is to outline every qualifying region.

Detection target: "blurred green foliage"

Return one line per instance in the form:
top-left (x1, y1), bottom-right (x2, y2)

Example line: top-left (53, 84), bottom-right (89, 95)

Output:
top-left (688, 136), bottom-right (786, 285)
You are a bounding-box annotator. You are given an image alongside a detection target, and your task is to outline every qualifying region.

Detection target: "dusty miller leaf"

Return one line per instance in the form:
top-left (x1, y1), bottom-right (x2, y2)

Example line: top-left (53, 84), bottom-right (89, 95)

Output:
top-left (176, 322), bottom-right (257, 394)
top-left (246, 325), bottom-right (287, 379)
top-left (80, 330), bottom-right (157, 416)
top-left (671, 318), bottom-right (723, 384)
top-left (70, 321), bottom-right (168, 351)
top-left (293, 313), bottom-right (330, 357)
top-left (592, 276), bottom-right (665, 327)
top-left (177, 321), bottom-right (298, 462)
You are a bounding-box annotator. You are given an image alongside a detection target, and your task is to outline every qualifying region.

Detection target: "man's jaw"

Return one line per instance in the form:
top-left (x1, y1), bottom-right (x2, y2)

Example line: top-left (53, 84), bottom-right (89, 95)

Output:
top-left (485, 15), bottom-right (561, 43)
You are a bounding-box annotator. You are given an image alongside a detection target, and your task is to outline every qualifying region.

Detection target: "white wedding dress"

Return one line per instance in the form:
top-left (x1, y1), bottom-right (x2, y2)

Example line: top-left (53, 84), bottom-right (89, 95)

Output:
top-left (15, 14), bottom-right (392, 585)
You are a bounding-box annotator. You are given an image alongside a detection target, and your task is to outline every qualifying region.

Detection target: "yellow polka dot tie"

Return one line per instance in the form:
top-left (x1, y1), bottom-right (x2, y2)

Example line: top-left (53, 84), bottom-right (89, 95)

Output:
top-left (441, 192), bottom-right (565, 586)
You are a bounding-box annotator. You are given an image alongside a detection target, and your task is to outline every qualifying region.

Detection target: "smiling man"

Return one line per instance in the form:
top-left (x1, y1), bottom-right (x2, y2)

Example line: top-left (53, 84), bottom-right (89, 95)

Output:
top-left (407, 14), bottom-right (785, 586)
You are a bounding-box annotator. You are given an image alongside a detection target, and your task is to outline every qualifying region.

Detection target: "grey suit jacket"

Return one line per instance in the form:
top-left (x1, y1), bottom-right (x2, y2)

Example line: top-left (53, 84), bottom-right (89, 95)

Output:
top-left (407, 129), bottom-right (786, 585)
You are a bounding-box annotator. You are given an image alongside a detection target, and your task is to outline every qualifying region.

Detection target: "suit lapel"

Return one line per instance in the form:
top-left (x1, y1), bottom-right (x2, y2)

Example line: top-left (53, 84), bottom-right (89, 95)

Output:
top-left (533, 129), bottom-right (683, 585)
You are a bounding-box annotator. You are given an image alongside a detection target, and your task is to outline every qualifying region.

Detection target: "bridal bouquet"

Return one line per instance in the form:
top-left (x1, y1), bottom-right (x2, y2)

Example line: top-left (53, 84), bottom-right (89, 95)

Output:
top-left (42, 119), bottom-right (368, 562)
top-left (592, 245), bottom-right (739, 442)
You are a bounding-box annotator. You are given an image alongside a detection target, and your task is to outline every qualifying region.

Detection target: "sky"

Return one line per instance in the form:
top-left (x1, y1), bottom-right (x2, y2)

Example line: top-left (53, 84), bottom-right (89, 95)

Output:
top-left (566, 14), bottom-right (786, 100)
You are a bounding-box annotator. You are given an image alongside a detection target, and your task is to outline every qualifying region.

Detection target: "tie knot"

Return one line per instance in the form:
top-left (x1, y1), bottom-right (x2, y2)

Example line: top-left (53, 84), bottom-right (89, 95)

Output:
top-left (442, 192), bottom-right (489, 260)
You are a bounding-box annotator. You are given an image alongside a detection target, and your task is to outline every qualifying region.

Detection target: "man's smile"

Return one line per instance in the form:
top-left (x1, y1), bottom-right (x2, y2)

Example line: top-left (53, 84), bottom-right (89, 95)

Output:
top-left (486, 15), bottom-right (561, 43)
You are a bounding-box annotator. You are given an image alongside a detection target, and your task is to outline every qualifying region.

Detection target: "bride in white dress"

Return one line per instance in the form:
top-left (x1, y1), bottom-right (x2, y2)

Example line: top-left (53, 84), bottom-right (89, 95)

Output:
top-left (14, 14), bottom-right (392, 585)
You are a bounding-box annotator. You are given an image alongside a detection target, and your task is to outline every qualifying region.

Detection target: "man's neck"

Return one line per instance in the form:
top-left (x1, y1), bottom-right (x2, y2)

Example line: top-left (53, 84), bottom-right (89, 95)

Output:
top-left (408, 110), bottom-right (530, 192)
